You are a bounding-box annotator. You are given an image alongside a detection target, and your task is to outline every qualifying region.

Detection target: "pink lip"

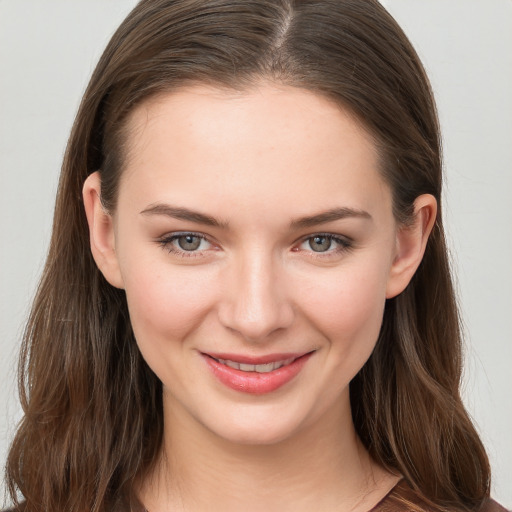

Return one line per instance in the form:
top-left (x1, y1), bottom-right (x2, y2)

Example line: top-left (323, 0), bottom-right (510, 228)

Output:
top-left (205, 352), bottom-right (306, 365)
top-left (202, 351), bottom-right (314, 394)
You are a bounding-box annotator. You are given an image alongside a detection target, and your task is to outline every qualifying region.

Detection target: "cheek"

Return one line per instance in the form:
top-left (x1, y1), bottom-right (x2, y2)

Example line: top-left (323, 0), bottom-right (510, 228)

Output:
top-left (295, 260), bottom-right (389, 350)
top-left (122, 262), bottom-right (217, 346)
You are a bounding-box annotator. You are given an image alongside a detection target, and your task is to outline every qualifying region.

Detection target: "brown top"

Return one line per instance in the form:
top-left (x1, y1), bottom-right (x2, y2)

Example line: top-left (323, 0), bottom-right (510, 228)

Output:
top-left (370, 479), bottom-right (509, 512)
top-left (133, 479), bottom-right (509, 512)
top-left (4, 481), bottom-right (509, 512)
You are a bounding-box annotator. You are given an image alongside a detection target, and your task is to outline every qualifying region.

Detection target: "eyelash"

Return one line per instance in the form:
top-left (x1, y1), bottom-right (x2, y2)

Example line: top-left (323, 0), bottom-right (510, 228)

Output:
top-left (296, 233), bottom-right (353, 258)
top-left (157, 232), bottom-right (353, 259)
top-left (158, 232), bottom-right (213, 258)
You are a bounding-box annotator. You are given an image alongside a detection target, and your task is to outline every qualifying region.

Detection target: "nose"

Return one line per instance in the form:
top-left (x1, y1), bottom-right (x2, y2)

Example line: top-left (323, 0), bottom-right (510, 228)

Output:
top-left (217, 250), bottom-right (294, 342)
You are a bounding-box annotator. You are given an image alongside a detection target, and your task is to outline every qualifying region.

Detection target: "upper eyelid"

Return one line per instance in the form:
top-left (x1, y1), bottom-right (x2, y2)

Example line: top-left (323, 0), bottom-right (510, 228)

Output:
top-left (157, 232), bottom-right (214, 258)
top-left (159, 231), bottom-right (211, 242)
top-left (294, 233), bottom-right (354, 257)
top-left (157, 232), bottom-right (213, 248)
top-left (296, 232), bottom-right (353, 245)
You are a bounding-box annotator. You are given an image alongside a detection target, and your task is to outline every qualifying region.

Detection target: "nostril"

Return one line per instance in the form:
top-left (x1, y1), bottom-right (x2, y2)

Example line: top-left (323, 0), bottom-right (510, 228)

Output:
top-left (218, 308), bottom-right (294, 343)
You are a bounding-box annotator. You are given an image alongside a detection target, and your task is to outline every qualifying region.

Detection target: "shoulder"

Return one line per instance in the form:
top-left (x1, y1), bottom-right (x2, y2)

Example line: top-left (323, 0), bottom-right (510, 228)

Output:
top-left (479, 498), bottom-right (510, 512)
top-left (371, 479), bottom-right (434, 512)
top-left (371, 480), bottom-right (510, 512)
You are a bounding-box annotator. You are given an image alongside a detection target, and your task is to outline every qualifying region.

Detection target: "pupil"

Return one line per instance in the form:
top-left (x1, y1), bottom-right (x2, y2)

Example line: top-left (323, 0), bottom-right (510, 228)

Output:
top-left (178, 235), bottom-right (201, 251)
top-left (310, 236), bottom-right (331, 252)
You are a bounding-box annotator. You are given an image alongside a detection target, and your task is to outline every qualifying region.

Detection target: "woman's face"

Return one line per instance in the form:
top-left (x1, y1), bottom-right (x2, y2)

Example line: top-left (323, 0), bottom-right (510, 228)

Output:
top-left (86, 84), bottom-right (427, 445)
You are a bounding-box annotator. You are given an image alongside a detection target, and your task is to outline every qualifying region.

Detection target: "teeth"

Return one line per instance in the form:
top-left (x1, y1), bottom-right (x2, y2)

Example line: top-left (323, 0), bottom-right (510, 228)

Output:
top-left (255, 362), bottom-right (275, 373)
top-left (217, 357), bottom-right (296, 373)
top-left (224, 360), bottom-right (240, 370)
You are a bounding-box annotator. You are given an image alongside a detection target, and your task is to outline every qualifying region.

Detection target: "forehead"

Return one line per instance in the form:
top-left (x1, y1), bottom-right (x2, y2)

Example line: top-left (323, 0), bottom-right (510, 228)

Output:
top-left (125, 82), bottom-right (376, 162)
top-left (118, 83), bottom-right (391, 224)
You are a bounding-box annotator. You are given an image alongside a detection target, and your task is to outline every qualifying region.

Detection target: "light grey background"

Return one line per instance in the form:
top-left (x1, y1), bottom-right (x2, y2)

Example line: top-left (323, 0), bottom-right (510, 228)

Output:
top-left (1, 0), bottom-right (510, 506)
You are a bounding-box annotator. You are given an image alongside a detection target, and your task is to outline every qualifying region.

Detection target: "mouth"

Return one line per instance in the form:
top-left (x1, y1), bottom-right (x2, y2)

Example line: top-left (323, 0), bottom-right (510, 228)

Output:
top-left (211, 355), bottom-right (297, 373)
top-left (201, 351), bottom-right (314, 394)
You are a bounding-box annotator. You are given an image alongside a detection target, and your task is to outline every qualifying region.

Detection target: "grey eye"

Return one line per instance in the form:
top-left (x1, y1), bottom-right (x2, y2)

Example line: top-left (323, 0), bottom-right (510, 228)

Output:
top-left (308, 236), bottom-right (332, 252)
top-left (177, 235), bottom-right (202, 251)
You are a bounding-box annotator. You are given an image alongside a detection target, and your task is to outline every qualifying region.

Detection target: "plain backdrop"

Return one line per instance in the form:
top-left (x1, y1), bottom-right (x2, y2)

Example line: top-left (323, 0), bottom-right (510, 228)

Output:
top-left (1, 0), bottom-right (511, 506)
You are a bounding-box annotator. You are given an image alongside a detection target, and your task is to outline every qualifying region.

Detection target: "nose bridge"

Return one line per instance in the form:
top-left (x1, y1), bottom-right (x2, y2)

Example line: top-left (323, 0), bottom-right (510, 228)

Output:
top-left (220, 247), bottom-right (293, 341)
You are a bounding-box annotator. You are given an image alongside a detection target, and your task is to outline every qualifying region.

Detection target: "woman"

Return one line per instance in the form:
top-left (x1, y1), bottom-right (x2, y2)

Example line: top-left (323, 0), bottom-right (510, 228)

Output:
top-left (4, 1), bottom-right (506, 511)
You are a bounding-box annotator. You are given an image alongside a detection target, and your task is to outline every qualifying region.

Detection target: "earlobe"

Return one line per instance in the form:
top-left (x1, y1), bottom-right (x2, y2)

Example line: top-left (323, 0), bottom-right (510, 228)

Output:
top-left (386, 194), bottom-right (437, 299)
top-left (82, 171), bottom-right (124, 289)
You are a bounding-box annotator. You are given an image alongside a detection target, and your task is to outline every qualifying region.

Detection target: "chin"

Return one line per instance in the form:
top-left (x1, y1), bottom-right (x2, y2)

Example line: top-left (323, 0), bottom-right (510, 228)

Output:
top-left (197, 404), bottom-right (310, 447)
top-left (213, 422), bottom-right (300, 447)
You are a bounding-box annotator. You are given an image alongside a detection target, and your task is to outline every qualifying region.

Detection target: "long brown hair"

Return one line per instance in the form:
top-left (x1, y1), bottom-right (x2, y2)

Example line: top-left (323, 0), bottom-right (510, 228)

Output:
top-left (5, 1), bottom-right (490, 511)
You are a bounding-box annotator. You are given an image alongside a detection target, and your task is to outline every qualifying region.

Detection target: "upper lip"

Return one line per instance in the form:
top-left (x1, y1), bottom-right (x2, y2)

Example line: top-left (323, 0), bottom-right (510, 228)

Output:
top-left (202, 351), bottom-right (313, 365)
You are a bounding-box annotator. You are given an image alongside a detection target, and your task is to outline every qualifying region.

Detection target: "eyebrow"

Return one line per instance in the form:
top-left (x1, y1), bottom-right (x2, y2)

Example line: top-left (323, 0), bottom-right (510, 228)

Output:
top-left (140, 203), bottom-right (371, 230)
top-left (290, 207), bottom-right (372, 229)
top-left (140, 204), bottom-right (229, 228)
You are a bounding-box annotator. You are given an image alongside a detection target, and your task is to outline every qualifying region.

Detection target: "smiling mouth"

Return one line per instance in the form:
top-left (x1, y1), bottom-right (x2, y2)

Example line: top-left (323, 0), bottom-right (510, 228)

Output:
top-left (202, 351), bottom-right (314, 394)
top-left (210, 356), bottom-right (297, 373)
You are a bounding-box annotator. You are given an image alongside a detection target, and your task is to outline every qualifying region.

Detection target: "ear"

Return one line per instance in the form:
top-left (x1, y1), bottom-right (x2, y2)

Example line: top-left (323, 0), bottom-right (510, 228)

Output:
top-left (82, 171), bottom-right (124, 289)
top-left (386, 194), bottom-right (437, 299)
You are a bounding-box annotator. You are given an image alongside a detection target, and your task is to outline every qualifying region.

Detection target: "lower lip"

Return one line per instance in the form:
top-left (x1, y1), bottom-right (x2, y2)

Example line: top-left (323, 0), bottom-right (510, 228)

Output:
top-left (203, 353), bottom-right (313, 394)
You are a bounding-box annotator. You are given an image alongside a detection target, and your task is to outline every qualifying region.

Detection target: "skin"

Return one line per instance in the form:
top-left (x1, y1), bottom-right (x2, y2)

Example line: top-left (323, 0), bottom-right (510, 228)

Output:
top-left (83, 83), bottom-right (436, 511)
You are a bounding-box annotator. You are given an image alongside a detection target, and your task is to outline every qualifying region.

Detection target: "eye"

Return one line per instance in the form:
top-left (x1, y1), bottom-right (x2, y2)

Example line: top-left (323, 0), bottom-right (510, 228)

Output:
top-left (307, 235), bottom-right (334, 253)
top-left (158, 232), bottom-right (213, 256)
top-left (175, 234), bottom-right (204, 251)
top-left (297, 233), bottom-right (352, 255)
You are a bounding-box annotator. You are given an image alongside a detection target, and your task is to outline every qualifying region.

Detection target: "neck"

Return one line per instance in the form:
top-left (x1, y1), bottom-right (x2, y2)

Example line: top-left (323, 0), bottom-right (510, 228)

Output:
top-left (138, 390), bottom-right (398, 512)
